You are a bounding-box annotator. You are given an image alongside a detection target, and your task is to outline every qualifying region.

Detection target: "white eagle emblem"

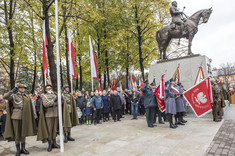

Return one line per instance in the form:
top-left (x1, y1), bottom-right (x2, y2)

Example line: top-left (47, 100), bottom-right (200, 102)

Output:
top-left (194, 92), bottom-right (207, 104)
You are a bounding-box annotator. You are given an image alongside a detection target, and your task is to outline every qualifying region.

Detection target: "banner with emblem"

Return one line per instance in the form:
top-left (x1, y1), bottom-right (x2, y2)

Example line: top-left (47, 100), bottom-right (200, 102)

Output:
top-left (183, 79), bottom-right (212, 118)
top-left (154, 85), bottom-right (165, 112)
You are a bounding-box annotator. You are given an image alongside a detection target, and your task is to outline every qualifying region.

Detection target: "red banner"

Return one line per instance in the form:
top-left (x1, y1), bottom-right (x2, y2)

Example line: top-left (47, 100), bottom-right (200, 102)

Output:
top-left (183, 80), bottom-right (212, 117)
top-left (154, 85), bottom-right (165, 112)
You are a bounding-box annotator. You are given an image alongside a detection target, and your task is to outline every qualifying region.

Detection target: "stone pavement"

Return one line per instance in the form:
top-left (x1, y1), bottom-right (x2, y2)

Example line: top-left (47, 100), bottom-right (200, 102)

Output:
top-left (0, 113), bottom-right (222, 156)
top-left (205, 104), bottom-right (235, 156)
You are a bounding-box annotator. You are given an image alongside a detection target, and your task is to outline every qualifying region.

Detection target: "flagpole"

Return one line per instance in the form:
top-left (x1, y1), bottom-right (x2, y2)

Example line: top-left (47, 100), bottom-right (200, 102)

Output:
top-left (92, 76), bottom-right (93, 91)
top-left (44, 72), bottom-right (47, 86)
top-left (71, 76), bottom-right (73, 94)
top-left (68, 29), bottom-right (73, 94)
top-left (55, 0), bottom-right (64, 152)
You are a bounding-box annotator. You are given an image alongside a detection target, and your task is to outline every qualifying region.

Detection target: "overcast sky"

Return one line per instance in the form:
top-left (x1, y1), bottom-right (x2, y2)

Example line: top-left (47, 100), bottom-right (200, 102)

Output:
top-left (175, 0), bottom-right (235, 68)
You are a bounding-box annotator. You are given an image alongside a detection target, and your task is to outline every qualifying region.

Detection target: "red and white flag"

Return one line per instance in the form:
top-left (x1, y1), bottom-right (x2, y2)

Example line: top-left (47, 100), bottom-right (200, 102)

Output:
top-left (89, 36), bottom-right (99, 80)
top-left (112, 80), bottom-right (116, 91)
top-left (194, 66), bottom-right (205, 85)
top-left (42, 20), bottom-right (48, 78)
top-left (159, 74), bottom-right (165, 99)
top-left (67, 29), bottom-right (77, 79)
top-left (98, 83), bottom-right (102, 92)
top-left (206, 77), bottom-right (213, 104)
top-left (183, 79), bottom-right (212, 118)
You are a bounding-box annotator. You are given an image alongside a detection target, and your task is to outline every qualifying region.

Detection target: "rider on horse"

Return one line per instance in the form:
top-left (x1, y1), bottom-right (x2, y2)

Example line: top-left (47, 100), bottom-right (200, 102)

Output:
top-left (170, 1), bottom-right (187, 36)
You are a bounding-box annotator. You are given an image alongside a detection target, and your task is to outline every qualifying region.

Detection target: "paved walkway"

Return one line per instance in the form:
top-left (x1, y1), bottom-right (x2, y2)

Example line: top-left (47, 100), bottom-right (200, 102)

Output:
top-left (205, 104), bottom-right (235, 156)
top-left (0, 113), bottom-right (222, 156)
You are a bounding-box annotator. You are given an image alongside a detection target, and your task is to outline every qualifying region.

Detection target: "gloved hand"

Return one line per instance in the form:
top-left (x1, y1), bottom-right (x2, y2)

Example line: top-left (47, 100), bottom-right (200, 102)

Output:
top-left (11, 87), bottom-right (18, 94)
top-left (54, 96), bottom-right (58, 102)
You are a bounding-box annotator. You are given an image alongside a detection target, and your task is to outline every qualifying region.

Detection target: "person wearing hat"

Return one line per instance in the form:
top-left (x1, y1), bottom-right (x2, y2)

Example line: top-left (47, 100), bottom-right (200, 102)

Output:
top-left (141, 80), bottom-right (157, 128)
top-left (175, 83), bottom-right (186, 126)
top-left (164, 78), bottom-right (177, 129)
top-left (4, 84), bottom-right (37, 156)
top-left (177, 83), bottom-right (187, 123)
top-left (62, 85), bottom-right (79, 143)
top-left (37, 84), bottom-right (71, 152)
top-left (35, 89), bottom-right (42, 127)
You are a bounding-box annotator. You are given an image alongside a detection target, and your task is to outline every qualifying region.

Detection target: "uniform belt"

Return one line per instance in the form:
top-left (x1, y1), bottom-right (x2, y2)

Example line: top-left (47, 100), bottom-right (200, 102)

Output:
top-left (47, 105), bottom-right (58, 108)
top-left (14, 107), bottom-right (23, 110)
top-left (67, 102), bottom-right (71, 104)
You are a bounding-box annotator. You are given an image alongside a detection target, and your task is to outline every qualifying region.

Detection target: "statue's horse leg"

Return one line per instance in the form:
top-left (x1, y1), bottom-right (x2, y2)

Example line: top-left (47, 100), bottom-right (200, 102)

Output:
top-left (188, 33), bottom-right (195, 55)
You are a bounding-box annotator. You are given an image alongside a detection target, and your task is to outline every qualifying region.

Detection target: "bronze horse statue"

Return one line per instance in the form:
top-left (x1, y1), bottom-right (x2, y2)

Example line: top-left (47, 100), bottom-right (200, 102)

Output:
top-left (156, 8), bottom-right (213, 60)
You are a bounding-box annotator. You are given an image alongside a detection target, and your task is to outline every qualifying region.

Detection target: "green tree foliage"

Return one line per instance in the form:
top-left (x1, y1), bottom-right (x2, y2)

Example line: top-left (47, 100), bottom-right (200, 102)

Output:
top-left (0, 0), bottom-right (170, 92)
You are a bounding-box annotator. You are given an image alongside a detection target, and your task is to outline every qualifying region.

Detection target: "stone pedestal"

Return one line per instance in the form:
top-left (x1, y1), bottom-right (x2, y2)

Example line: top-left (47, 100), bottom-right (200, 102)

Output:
top-left (148, 54), bottom-right (212, 90)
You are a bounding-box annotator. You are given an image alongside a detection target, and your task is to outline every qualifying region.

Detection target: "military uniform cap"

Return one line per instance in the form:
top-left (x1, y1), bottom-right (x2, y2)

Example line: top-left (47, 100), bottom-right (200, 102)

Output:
top-left (165, 81), bottom-right (170, 86)
top-left (17, 83), bottom-right (27, 88)
top-left (177, 83), bottom-right (182, 86)
top-left (64, 85), bottom-right (69, 88)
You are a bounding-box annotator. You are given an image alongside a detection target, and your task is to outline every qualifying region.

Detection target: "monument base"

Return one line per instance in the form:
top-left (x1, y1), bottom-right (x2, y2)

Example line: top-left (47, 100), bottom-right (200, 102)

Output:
top-left (148, 54), bottom-right (212, 90)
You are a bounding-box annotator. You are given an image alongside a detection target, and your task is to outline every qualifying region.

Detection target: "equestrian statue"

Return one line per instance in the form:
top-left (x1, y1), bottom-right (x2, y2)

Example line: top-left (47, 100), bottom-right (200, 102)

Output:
top-left (156, 1), bottom-right (212, 60)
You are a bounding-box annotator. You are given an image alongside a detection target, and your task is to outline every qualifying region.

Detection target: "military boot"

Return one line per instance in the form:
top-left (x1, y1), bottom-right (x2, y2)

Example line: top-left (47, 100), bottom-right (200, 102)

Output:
top-left (20, 143), bottom-right (29, 154)
top-left (67, 132), bottom-right (75, 141)
top-left (168, 114), bottom-right (176, 129)
top-left (177, 113), bottom-right (185, 125)
top-left (174, 115), bottom-right (178, 127)
top-left (47, 141), bottom-right (52, 152)
top-left (52, 139), bottom-right (60, 148)
top-left (15, 144), bottom-right (21, 156)
top-left (64, 133), bottom-right (68, 143)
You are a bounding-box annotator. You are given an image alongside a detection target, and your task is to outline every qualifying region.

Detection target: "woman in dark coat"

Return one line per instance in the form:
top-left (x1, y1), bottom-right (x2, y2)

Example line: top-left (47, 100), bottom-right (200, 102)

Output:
top-left (101, 90), bottom-right (110, 122)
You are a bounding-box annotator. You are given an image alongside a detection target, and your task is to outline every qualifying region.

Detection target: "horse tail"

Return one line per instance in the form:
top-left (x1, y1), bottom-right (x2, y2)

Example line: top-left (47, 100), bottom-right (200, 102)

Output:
top-left (156, 30), bottom-right (161, 48)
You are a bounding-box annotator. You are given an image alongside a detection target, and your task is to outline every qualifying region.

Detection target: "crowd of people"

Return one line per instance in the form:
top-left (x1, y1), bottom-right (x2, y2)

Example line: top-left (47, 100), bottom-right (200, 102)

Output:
top-left (0, 77), bottom-right (231, 156)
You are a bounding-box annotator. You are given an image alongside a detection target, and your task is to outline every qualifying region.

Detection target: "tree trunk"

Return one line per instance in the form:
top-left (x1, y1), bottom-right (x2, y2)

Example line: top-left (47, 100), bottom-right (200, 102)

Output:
top-left (4, 0), bottom-right (15, 89)
top-left (75, 74), bottom-right (79, 90)
top-left (64, 25), bottom-right (71, 89)
top-left (41, 66), bottom-right (45, 87)
top-left (103, 73), bottom-right (106, 89)
top-left (31, 55), bottom-right (37, 94)
top-left (43, 0), bottom-right (57, 91)
top-left (126, 67), bottom-right (129, 89)
top-left (60, 58), bottom-right (63, 88)
top-left (135, 5), bottom-right (145, 80)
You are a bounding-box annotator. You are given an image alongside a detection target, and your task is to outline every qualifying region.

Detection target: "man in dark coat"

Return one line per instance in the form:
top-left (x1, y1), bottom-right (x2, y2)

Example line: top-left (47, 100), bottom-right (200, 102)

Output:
top-left (4, 84), bottom-right (37, 156)
top-left (101, 90), bottom-right (110, 122)
top-left (91, 91), bottom-right (103, 125)
top-left (125, 90), bottom-right (132, 115)
top-left (76, 91), bottom-right (87, 124)
top-left (141, 80), bottom-right (157, 128)
top-left (110, 91), bottom-right (122, 122)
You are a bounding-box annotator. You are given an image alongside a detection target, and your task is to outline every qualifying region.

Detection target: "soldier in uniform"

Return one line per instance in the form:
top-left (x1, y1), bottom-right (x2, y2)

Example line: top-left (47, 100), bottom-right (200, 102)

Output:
top-left (164, 79), bottom-right (177, 129)
top-left (37, 84), bottom-right (60, 152)
top-left (211, 79), bottom-right (221, 122)
top-left (4, 84), bottom-right (37, 156)
top-left (170, 1), bottom-right (187, 35)
top-left (62, 85), bottom-right (79, 143)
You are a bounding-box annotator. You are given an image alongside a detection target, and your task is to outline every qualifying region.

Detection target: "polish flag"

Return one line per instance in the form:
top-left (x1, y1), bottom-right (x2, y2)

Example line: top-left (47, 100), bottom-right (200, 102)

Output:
top-left (112, 80), bottom-right (116, 91)
top-left (89, 36), bottom-right (99, 80)
top-left (98, 83), bottom-right (102, 92)
top-left (42, 20), bottom-right (48, 78)
top-left (159, 74), bottom-right (165, 99)
top-left (67, 29), bottom-right (77, 79)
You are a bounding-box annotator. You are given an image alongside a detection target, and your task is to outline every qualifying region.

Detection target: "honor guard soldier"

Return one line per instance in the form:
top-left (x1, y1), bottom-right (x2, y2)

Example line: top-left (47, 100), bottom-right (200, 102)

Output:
top-left (4, 84), bottom-right (37, 156)
top-left (37, 84), bottom-right (60, 152)
top-left (62, 85), bottom-right (79, 143)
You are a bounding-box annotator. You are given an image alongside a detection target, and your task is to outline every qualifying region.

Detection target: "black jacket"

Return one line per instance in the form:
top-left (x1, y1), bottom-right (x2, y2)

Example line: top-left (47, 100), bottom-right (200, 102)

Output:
top-left (76, 96), bottom-right (87, 109)
top-left (132, 91), bottom-right (140, 103)
top-left (110, 94), bottom-right (122, 110)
